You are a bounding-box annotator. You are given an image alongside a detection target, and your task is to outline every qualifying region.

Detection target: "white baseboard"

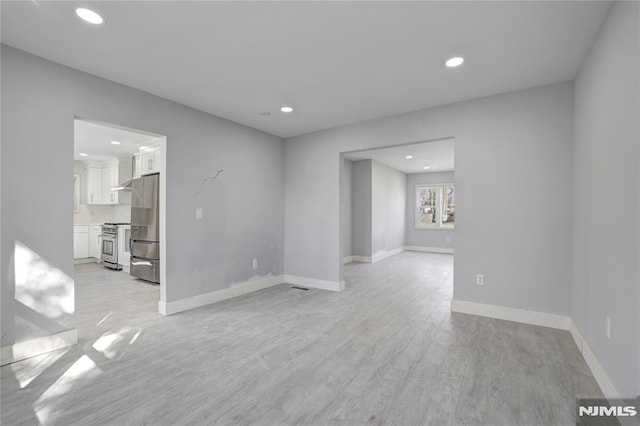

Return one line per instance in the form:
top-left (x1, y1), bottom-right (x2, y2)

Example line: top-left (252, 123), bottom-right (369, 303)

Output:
top-left (74, 257), bottom-right (97, 265)
top-left (343, 256), bottom-right (353, 264)
top-left (159, 272), bottom-right (347, 316)
top-left (284, 274), bottom-right (345, 292)
top-left (349, 246), bottom-right (453, 263)
top-left (450, 299), bottom-right (571, 330)
top-left (569, 320), bottom-right (622, 400)
top-left (159, 275), bottom-right (285, 316)
top-left (372, 247), bottom-right (405, 263)
top-left (350, 255), bottom-right (372, 263)
top-left (405, 246), bottom-right (454, 254)
top-left (1, 329), bottom-right (78, 366)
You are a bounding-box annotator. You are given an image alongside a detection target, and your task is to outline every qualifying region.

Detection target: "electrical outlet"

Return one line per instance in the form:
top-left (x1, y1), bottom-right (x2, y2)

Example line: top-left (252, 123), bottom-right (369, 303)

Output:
top-left (252, 258), bottom-right (258, 270)
top-left (476, 274), bottom-right (484, 285)
top-left (605, 316), bottom-right (611, 339)
top-left (446, 237), bottom-right (451, 243)
top-left (196, 208), bottom-right (203, 220)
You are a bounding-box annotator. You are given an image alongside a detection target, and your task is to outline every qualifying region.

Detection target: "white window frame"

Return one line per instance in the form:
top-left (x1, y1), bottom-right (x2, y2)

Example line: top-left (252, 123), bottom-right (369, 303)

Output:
top-left (415, 183), bottom-right (455, 230)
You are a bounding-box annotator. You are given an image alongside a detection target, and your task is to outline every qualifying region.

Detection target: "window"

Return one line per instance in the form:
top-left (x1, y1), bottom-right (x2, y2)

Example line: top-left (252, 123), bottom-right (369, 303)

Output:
top-left (415, 184), bottom-right (455, 229)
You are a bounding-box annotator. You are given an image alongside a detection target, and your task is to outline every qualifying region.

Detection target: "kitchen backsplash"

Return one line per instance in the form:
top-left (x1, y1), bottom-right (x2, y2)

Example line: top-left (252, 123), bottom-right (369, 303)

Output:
top-left (114, 205), bottom-right (131, 222)
top-left (74, 204), bottom-right (131, 224)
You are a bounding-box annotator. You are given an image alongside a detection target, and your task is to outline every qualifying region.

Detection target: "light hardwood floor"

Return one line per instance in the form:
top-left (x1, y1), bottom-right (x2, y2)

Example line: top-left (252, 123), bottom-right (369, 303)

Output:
top-left (1, 252), bottom-right (603, 425)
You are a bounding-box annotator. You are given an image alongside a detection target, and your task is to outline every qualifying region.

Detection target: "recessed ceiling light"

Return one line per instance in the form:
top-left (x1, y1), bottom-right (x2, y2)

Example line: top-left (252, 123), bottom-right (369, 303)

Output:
top-left (405, 155), bottom-right (413, 159)
top-left (79, 152), bottom-right (88, 157)
top-left (110, 141), bottom-right (120, 145)
top-left (75, 8), bottom-right (104, 25)
top-left (259, 111), bottom-right (271, 116)
top-left (280, 106), bottom-right (294, 113)
top-left (423, 166), bottom-right (431, 170)
top-left (139, 146), bottom-right (149, 150)
top-left (446, 56), bottom-right (464, 68)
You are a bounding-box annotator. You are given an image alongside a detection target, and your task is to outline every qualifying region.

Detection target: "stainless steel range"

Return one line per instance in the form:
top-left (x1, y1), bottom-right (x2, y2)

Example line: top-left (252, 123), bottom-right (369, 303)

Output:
top-left (101, 222), bottom-right (130, 270)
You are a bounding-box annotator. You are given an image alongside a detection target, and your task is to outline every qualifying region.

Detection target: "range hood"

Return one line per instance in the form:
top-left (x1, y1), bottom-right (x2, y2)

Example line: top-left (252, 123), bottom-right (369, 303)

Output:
top-left (111, 179), bottom-right (133, 192)
top-left (111, 155), bottom-right (136, 191)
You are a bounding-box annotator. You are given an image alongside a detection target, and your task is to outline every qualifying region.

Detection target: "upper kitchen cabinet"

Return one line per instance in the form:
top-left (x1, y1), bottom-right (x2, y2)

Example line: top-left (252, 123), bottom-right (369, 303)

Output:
top-left (84, 158), bottom-right (131, 205)
top-left (102, 163), bottom-right (119, 204)
top-left (138, 145), bottom-right (161, 177)
top-left (86, 165), bottom-right (103, 205)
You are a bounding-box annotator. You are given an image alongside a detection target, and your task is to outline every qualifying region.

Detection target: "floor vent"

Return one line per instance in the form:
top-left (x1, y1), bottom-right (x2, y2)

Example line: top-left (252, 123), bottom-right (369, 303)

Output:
top-left (291, 286), bottom-right (309, 291)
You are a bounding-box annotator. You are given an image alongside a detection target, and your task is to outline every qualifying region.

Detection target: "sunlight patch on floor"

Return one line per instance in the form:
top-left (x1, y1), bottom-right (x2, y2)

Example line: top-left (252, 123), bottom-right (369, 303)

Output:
top-left (10, 347), bottom-right (70, 389)
top-left (33, 354), bottom-right (102, 423)
top-left (92, 327), bottom-right (142, 360)
top-left (96, 312), bottom-right (112, 326)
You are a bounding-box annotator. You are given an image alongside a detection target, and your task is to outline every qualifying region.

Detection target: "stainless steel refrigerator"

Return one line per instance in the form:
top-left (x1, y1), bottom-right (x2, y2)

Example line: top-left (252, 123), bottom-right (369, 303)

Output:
top-left (130, 173), bottom-right (160, 283)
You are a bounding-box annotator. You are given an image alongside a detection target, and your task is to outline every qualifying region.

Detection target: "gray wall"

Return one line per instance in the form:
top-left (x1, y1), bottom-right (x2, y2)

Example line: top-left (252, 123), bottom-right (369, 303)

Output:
top-left (350, 160), bottom-right (372, 258)
top-left (347, 159), bottom-right (407, 258)
top-left (341, 159), bottom-right (352, 258)
top-left (371, 160), bottom-right (406, 255)
top-left (284, 81), bottom-right (574, 316)
top-left (572, 1), bottom-right (639, 397)
top-left (406, 171), bottom-right (455, 250)
top-left (1, 46), bottom-right (284, 347)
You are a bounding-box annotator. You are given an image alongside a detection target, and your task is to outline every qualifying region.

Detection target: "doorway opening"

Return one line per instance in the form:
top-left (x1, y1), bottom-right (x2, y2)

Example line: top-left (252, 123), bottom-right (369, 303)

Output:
top-left (73, 118), bottom-right (167, 338)
top-left (339, 138), bottom-right (455, 296)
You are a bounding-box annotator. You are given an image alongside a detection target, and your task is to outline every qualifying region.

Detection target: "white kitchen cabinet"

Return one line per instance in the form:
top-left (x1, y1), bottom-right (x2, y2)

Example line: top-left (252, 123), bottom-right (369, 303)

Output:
top-left (140, 149), bottom-right (153, 175)
top-left (102, 164), bottom-right (119, 204)
top-left (85, 160), bottom-right (121, 205)
top-left (73, 225), bottom-right (89, 259)
top-left (86, 166), bottom-right (102, 205)
top-left (118, 225), bottom-right (131, 272)
top-left (89, 225), bottom-right (102, 260)
top-left (140, 146), bottom-right (160, 175)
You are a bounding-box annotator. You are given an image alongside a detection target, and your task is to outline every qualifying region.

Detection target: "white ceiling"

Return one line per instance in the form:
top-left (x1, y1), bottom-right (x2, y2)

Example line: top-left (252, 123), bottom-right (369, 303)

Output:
top-left (345, 139), bottom-right (454, 174)
top-left (2, 1), bottom-right (610, 139)
top-left (74, 119), bottom-right (162, 161)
